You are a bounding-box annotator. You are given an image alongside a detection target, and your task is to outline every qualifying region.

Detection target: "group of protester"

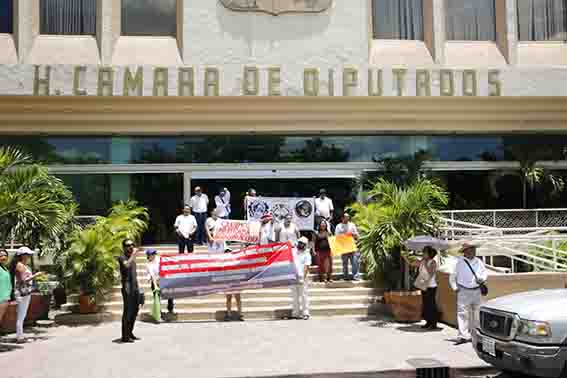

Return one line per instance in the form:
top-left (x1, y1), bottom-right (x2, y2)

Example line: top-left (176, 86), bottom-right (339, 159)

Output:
top-left (0, 247), bottom-right (45, 344)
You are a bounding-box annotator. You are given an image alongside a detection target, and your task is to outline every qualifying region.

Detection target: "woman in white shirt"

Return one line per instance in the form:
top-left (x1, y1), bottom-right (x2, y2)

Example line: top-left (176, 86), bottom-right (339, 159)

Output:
top-left (417, 246), bottom-right (439, 330)
top-left (279, 215), bottom-right (300, 246)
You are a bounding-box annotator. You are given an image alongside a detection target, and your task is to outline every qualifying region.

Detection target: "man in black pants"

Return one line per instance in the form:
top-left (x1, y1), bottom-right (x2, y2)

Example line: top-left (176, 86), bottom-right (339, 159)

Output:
top-left (118, 239), bottom-right (141, 343)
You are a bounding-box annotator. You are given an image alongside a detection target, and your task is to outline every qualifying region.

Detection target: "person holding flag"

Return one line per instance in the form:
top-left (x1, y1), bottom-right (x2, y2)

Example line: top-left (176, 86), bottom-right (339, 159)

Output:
top-left (334, 214), bottom-right (360, 281)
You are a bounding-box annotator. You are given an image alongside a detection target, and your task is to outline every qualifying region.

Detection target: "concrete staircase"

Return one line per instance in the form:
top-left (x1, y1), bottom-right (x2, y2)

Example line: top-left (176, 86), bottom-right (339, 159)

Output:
top-left (57, 246), bottom-right (381, 323)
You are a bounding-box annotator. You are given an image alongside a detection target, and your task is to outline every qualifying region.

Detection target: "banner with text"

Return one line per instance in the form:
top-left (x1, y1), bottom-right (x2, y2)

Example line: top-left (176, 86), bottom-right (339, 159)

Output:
top-left (246, 196), bottom-right (315, 230)
top-left (213, 219), bottom-right (260, 243)
top-left (159, 242), bottom-right (298, 299)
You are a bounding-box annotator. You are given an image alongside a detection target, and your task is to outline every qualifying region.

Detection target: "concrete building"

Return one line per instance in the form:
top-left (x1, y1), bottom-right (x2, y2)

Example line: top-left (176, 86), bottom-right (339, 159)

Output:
top-left (1, 0), bottom-right (567, 242)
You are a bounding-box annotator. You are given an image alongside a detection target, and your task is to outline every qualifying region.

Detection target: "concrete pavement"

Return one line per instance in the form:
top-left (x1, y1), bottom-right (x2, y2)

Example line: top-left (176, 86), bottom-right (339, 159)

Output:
top-left (1, 317), bottom-right (493, 378)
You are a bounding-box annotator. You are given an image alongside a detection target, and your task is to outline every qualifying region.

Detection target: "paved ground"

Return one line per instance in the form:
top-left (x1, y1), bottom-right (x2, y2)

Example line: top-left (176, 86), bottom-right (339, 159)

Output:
top-left (1, 318), bottom-right (492, 378)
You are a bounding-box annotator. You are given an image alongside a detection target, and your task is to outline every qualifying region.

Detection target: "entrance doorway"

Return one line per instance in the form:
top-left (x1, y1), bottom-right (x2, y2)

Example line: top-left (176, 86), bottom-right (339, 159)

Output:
top-left (131, 173), bottom-right (184, 245)
top-left (190, 178), bottom-right (357, 224)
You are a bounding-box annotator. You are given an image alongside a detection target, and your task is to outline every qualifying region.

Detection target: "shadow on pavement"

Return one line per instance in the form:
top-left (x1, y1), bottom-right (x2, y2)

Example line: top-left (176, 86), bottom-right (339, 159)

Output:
top-left (396, 324), bottom-right (444, 333)
top-left (0, 343), bottom-right (24, 353)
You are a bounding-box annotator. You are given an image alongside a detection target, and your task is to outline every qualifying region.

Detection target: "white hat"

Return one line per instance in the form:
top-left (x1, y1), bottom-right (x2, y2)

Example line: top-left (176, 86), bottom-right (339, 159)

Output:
top-left (298, 236), bottom-right (309, 245)
top-left (16, 246), bottom-right (35, 256)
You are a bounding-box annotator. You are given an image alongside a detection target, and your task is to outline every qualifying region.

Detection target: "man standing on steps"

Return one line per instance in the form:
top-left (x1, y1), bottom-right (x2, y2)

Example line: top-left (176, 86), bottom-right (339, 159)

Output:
top-left (214, 187), bottom-right (231, 219)
top-left (335, 214), bottom-right (360, 281)
top-left (175, 205), bottom-right (197, 254)
top-left (118, 239), bottom-right (141, 343)
top-left (315, 189), bottom-right (334, 231)
top-left (191, 186), bottom-right (209, 245)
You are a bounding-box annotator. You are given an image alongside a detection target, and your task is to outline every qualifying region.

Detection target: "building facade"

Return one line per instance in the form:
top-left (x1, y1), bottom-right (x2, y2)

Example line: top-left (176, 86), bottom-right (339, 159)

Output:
top-left (1, 0), bottom-right (567, 242)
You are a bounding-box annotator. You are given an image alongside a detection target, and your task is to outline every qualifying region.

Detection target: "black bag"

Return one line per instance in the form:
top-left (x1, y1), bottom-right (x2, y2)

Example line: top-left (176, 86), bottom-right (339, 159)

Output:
top-left (464, 259), bottom-right (488, 297)
top-left (138, 290), bottom-right (145, 306)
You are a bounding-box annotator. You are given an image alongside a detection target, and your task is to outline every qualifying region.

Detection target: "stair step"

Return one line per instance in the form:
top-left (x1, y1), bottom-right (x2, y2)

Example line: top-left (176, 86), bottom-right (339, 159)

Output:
top-left (55, 303), bottom-right (382, 325)
top-left (62, 295), bottom-right (381, 312)
top-left (69, 287), bottom-right (378, 303)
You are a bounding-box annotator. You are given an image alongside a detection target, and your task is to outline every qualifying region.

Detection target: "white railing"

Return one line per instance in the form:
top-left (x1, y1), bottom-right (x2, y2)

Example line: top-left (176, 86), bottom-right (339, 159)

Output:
top-left (441, 208), bottom-right (567, 229)
top-left (439, 215), bottom-right (567, 273)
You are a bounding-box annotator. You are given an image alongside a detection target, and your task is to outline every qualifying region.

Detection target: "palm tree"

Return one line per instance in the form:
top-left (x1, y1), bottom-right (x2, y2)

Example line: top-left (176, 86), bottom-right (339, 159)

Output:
top-left (0, 147), bottom-right (78, 254)
top-left (351, 178), bottom-right (448, 289)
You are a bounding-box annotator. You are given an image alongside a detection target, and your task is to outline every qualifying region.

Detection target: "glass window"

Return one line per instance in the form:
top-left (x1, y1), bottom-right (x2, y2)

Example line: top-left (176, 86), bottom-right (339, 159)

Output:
top-left (517, 0), bottom-right (567, 41)
top-left (121, 0), bottom-right (177, 37)
top-left (446, 0), bottom-right (496, 40)
top-left (40, 0), bottom-right (97, 35)
top-left (372, 0), bottom-right (424, 40)
top-left (0, 0), bottom-right (13, 34)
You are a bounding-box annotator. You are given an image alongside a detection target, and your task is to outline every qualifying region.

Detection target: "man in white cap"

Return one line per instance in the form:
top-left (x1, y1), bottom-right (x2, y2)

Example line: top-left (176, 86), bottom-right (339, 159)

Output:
top-left (450, 242), bottom-right (488, 345)
top-left (290, 236), bottom-right (312, 320)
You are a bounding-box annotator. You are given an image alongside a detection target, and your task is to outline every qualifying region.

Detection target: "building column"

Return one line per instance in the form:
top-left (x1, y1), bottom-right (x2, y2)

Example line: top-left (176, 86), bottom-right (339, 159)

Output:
top-left (496, 0), bottom-right (518, 65)
top-left (183, 171), bottom-right (191, 206)
top-left (98, 0), bottom-right (119, 64)
top-left (15, 0), bottom-right (37, 63)
top-left (424, 0), bottom-right (446, 64)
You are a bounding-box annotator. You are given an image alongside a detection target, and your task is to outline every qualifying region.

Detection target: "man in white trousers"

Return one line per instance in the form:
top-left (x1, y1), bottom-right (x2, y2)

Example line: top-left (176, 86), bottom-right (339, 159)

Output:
top-left (450, 242), bottom-right (488, 345)
top-left (291, 237), bottom-right (311, 320)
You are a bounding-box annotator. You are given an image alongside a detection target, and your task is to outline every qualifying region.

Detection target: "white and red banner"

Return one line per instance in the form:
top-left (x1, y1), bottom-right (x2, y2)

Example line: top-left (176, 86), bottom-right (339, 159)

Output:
top-left (159, 242), bottom-right (298, 299)
top-left (246, 196), bottom-right (315, 230)
top-left (213, 219), bottom-right (260, 243)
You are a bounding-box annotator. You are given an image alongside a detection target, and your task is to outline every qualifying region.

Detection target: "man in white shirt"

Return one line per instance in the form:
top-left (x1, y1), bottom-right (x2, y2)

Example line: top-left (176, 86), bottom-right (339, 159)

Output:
top-left (190, 186), bottom-right (209, 245)
top-left (290, 237), bottom-right (312, 320)
top-left (335, 214), bottom-right (360, 281)
top-left (174, 205), bottom-right (197, 253)
top-left (315, 189), bottom-right (334, 229)
top-left (214, 187), bottom-right (231, 219)
top-left (449, 242), bottom-right (488, 345)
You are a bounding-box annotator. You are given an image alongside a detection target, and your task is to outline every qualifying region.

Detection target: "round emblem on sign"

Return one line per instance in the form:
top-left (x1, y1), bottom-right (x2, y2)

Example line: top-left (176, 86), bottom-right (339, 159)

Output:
top-left (248, 200), bottom-right (269, 219)
top-left (272, 204), bottom-right (291, 222)
top-left (295, 200), bottom-right (313, 218)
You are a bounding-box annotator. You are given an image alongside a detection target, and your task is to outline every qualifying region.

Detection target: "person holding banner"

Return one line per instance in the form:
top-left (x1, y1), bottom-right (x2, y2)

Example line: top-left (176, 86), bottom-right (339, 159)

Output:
top-left (206, 209), bottom-right (226, 254)
top-left (279, 215), bottom-right (300, 246)
top-left (335, 214), bottom-right (360, 281)
top-left (243, 188), bottom-right (257, 219)
top-left (315, 221), bottom-right (333, 283)
top-left (259, 213), bottom-right (278, 245)
top-left (291, 237), bottom-right (312, 320)
top-left (145, 249), bottom-right (175, 320)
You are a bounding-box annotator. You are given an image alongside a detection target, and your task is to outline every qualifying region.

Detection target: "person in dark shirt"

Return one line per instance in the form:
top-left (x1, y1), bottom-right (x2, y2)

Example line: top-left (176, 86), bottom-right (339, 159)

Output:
top-left (118, 239), bottom-right (141, 343)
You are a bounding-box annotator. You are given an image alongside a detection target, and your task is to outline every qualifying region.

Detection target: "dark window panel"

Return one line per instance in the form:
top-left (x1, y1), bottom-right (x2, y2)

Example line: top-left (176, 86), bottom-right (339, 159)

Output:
top-left (40, 0), bottom-right (97, 36)
top-left (121, 0), bottom-right (177, 37)
top-left (0, 0), bottom-right (13, 34)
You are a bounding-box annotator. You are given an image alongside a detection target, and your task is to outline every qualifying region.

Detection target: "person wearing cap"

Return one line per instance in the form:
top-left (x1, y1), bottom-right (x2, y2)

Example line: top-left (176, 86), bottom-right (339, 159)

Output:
top-left (449, 242), bottom-right (488, 345)
top-left (335, 213), bottom-right (361, 281)
top-left (0, 249), bottom-right (12, 328)
top-left (290, 237), bottom-right (312, 320)
top-left (315, 189), bottom-right (334, 231)
top-left (118, 239), bottom-right (141, 343)
top-left (190, 186), bottom-right (210, 245)
top-left (259, 213), bottom-right (277, 245)
top-left (174, 205), bottom-right (198, 254)
top-left (214, 187), bottom-right (231, 219)
top-left (145, 249), bottom-right (174, 317)
top-left (278, 215), bottom-right (300, 246)
top-left (9, 247), bottom-right (44, 343)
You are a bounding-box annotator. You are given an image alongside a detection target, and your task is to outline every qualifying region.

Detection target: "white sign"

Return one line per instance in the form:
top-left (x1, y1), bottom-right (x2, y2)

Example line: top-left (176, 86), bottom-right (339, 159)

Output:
top-left (246, 196), bottom-right (315, 230)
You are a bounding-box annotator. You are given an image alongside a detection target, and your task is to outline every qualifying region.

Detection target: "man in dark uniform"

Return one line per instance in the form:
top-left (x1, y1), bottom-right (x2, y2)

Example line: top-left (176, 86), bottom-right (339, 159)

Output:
top-left (118, 239), bottom-right (141, 343)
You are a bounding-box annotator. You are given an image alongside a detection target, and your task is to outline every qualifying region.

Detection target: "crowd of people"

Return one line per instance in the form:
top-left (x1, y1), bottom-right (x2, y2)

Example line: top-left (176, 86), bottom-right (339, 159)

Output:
top-left (0, 185), bottom-right (488, 349)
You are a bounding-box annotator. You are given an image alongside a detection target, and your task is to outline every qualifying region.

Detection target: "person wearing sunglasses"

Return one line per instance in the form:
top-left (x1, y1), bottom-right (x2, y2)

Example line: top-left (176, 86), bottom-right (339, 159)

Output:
top-left (118, 239), bottom-right (141, 343)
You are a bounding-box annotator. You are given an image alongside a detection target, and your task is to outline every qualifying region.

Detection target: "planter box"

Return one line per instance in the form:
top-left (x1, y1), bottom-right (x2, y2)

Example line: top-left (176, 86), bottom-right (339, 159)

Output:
top-left (385, 290), bottom-right (422, 323)
top-left (1, 293), bottom-right (51, 332)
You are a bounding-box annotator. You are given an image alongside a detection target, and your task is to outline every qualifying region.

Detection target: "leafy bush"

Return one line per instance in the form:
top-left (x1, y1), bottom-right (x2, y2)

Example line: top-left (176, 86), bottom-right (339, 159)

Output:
top-left (59, 201), bottom-right (149, 297)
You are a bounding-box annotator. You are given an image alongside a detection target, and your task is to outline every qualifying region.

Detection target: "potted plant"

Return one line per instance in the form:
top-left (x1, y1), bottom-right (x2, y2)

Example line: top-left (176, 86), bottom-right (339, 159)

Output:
top-left (351, 178), bottom-right (448, 322)
top-left (59, 202), bottom-right (149, 314)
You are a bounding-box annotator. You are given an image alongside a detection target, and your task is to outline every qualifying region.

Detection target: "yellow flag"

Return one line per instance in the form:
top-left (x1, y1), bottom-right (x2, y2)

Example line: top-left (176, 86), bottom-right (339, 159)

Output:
top-left (329, 234), bottom-right (357, 257)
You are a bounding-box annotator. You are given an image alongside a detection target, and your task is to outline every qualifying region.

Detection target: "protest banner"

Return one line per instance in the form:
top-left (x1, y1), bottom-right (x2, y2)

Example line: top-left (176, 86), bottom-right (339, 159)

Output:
top-left (329, 234), bottom-right (357, 256)
top-left (213, 219), bottom-right (260, 243)
top-left (246, 196), bottom-right (315, 230)
top-left (159, 242), bottom-right (298, 299)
